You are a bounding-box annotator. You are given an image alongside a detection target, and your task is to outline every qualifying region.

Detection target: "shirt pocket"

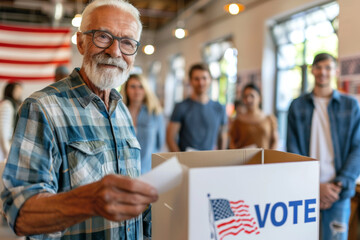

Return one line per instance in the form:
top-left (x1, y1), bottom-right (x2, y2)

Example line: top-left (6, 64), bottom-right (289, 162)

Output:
top-left (119, 138), bottom-right (141, 178)
top-left (67, 140), bottom-right (107, 188)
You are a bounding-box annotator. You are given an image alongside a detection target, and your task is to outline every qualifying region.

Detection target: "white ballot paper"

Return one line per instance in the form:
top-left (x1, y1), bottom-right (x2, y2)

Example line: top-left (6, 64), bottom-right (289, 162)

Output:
top-left (138, 156), bottom-right (184, 194)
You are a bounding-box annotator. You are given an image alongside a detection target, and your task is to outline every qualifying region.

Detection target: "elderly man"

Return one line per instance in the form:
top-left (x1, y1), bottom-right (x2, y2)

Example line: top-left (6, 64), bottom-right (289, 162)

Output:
top-left (1, 0), bottom-right (158, 239)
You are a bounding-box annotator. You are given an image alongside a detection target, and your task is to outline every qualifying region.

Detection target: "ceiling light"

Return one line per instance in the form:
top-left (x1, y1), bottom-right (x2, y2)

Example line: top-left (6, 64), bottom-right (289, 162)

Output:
top-left (224, 2), bottom-right (245, 15)
top-left (173, 0), bottom-right (188, 40)
top-left (143, 44), bottom-right (155, 55)
top-left (72, 14), bottom-right (82, 28)
top-left (54, 2), bottom-right (63, 20)
top-left (71, 33), bottom-right (77, 45)
top-left (174, 27), bottom-right (188, 39)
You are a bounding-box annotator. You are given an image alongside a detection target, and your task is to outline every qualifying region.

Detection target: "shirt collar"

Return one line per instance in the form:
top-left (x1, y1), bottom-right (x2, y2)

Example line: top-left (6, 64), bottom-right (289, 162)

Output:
top-left (67, 68), bottom-right (122, 108)
top-left (331, 90), bottom-right (341, 102)
top-left (306, 89), bottom-right (340, 104)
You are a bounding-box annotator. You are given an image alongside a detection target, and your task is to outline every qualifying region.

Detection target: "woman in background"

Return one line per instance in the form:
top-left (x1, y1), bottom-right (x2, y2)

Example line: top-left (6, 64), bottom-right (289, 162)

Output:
top-left (122, 74), bottom-right (165, 174)
top-left (229, 83), bottom-right (278, 149)
top-left (0, 82), bottom-right (23, 161)
top-left (122, 74), bottom-right (165, 239)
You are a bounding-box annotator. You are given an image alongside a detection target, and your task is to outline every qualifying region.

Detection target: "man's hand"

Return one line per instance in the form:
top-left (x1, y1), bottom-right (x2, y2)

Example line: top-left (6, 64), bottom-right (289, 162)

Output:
top-left (91, 174), bottom-right (158, 222)
top-left (15, 174), bottom-right (158, 236)
top-left (319, 182), bottom-right (341, 210)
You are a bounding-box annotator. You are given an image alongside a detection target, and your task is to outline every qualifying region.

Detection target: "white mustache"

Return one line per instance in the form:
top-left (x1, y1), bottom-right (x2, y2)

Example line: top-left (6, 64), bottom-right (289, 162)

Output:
top-left (94, 54), bottom-right (128, 70)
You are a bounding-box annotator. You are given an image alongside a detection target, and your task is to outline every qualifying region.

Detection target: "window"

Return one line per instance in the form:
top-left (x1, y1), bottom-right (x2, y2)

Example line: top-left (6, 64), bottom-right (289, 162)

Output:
top-left (148, 60), bottom-right (162, 95)
top-left (164, 54), bottom-right (185, 117)
top-left (203, 38), bottom-right (238, 115)
top-left (271, 1), bottom-right (339, 146)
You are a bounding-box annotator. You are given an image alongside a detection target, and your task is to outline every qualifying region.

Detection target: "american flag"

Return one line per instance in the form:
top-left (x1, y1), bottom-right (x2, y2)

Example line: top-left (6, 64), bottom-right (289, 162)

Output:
top-left (210, 198), bottom-right (260, 240)
top-left (0, 23), bottom-right (71, 82)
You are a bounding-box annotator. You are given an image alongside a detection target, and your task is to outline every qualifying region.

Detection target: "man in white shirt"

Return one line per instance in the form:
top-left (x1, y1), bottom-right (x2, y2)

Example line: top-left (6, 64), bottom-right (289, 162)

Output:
top-left (287, 53), bottom-right (360, 240)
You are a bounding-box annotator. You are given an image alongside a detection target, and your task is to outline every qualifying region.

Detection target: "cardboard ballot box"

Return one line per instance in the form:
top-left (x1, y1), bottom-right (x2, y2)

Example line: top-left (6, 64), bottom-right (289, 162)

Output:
top-left (152, 149), bottom-right (319, 240)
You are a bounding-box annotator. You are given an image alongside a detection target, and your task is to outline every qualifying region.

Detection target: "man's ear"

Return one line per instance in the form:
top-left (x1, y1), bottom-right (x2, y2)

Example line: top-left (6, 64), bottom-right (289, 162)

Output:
top-left (76, 32), bottom-right (85, 55)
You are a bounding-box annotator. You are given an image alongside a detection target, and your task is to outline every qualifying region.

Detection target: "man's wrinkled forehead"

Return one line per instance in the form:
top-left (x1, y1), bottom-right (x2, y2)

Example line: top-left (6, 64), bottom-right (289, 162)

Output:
top-left (87, 6), bottom-right (139, 36)
top-left (81, 2), bottom-right (142, 39)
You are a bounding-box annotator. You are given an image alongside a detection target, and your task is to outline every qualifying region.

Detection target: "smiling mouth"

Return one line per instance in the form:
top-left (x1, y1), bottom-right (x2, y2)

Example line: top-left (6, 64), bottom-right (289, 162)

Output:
top-left (101, 63), bottom-right (117, 67)
top-left (99, 63), bottom-right (123, 70)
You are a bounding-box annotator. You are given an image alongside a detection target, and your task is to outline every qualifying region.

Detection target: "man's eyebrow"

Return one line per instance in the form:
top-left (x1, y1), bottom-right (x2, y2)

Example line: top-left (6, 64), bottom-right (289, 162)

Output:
top-left (97, 28), bottom-right (137, 39)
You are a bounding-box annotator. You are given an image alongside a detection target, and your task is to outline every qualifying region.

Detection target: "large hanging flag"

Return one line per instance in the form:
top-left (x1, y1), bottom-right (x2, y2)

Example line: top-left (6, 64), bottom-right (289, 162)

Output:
top-left (209, 198), bottom-right (260, 240)
top-left (0, 24), bottom-right (71, 82)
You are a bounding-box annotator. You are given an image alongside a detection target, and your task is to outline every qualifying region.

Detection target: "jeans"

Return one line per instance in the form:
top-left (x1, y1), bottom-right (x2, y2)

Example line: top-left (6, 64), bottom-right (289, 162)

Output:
top-left (320, 198), bottom-right (351, 240)
top-left (143, 205), bottom-right (152, 240)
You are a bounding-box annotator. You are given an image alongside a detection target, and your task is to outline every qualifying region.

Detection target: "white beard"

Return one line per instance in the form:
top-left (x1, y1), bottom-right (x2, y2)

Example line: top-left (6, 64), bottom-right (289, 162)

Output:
top-left (83, 53), bottom-right (130, 90)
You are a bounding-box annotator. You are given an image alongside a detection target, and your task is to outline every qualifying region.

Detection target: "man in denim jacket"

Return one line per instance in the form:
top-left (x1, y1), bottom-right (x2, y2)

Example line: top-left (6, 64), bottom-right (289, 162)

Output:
top-left (287, 53), bottom-right (360, 240)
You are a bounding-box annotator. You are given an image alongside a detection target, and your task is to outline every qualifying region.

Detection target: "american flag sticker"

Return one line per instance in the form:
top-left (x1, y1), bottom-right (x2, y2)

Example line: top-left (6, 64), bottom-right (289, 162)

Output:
top-left (209, 195), bottom-right (260, 240)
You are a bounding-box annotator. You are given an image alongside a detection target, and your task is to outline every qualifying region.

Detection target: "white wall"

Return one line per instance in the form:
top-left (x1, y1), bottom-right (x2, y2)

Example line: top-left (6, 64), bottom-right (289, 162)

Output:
top-left (13, 0), bottom-right (360, 110)
top-left (140, 0), bottom-right (338, 114)
top-left (338, 0), bottom-right (360, 58)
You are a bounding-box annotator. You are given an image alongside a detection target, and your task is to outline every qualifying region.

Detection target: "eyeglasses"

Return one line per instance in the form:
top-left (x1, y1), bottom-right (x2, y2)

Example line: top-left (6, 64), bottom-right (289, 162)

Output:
top-left (83, 30), bottom-right (140, 56)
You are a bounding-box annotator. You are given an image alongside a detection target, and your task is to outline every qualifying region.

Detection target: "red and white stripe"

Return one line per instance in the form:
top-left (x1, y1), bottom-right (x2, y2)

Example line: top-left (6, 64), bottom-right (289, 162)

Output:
top-left (0, 24), bottom-right (71, 81)
top-left (216, 200), bottom-right (260, 240)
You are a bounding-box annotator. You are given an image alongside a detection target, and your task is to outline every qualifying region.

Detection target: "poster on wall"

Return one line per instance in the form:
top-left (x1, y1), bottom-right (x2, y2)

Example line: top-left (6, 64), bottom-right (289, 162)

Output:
top-left (340, 53), bottom-right (360, 184)
top-left (339, 53), bottom-right (360, 101)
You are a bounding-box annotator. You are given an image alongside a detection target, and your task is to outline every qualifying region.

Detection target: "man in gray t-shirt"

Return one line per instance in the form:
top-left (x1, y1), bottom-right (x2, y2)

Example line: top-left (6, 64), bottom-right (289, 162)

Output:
top-left (166, 63), bottom-right (228, 151)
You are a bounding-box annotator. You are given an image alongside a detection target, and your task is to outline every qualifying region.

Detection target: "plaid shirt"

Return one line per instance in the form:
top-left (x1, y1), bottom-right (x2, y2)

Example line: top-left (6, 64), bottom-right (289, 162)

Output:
top-left (1, 69), bottom-right (143, 240)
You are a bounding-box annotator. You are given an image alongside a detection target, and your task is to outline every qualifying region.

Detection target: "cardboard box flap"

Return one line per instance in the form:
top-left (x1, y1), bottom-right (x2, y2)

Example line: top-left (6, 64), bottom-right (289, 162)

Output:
top-left (152, 148), bottom-right (262, 168)
top-left (153, 149), bottom-right (316, 169)
top-left (245, 149), bottom-right (316, 165)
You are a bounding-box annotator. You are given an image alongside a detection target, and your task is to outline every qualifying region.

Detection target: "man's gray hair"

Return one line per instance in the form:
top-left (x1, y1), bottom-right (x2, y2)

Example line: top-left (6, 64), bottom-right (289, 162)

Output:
top-left (80, 0), bottom-right (142, 40)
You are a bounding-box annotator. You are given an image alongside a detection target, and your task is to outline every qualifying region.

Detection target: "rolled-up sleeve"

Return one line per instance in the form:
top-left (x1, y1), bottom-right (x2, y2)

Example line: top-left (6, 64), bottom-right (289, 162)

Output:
top-left (1, 98), bottom-right (60, 230)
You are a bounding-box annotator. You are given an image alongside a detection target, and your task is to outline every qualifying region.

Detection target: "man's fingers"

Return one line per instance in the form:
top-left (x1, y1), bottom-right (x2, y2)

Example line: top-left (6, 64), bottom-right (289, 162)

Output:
top-left (320, 183), bottom-right (340, 203)
top-left (330, 183), bottom-right (342, 194)
top-left (104, 202), bottom-right (148, 217)
top-left (95, 202), bottom-right (148, 222)
top-left (101, 175), bottom-right (158, 199)
top-left (92, 174), bottom-right (158, 222)
top-left (323, 191), bottom-right (339, 203)
top-left (99, 188), bottom-right (157, 205)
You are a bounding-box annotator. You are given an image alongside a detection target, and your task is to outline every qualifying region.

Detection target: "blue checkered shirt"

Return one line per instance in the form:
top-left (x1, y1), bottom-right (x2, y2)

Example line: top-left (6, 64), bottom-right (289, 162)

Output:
top-left (1, 69), bottom-right (143, 240)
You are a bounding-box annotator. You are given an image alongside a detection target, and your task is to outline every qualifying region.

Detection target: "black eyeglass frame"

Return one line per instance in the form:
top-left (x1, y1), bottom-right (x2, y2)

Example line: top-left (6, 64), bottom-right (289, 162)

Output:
top-left (83, 29), bottom-right (140, 56)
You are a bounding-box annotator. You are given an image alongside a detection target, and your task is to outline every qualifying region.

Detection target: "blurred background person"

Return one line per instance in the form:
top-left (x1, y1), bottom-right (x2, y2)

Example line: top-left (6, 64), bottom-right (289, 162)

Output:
top-left (227, 99), bottom-right (246, 149)
top-left (287, 53), bottom-right (360, 240)
top-left (233, 99), bottom-right (246, 118)
top-left (229, 83), bottom-right (278, 149)
top-left (122, 74), bottom-right (165, 174)
top-left (0, 82), bottom-right (23, 161)
top-left (54, 65), bottom-right (70, 82)
top-left (167, 63), bottom-right (228, 152)
top-left (121, 74), bottom-right (165, 238)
